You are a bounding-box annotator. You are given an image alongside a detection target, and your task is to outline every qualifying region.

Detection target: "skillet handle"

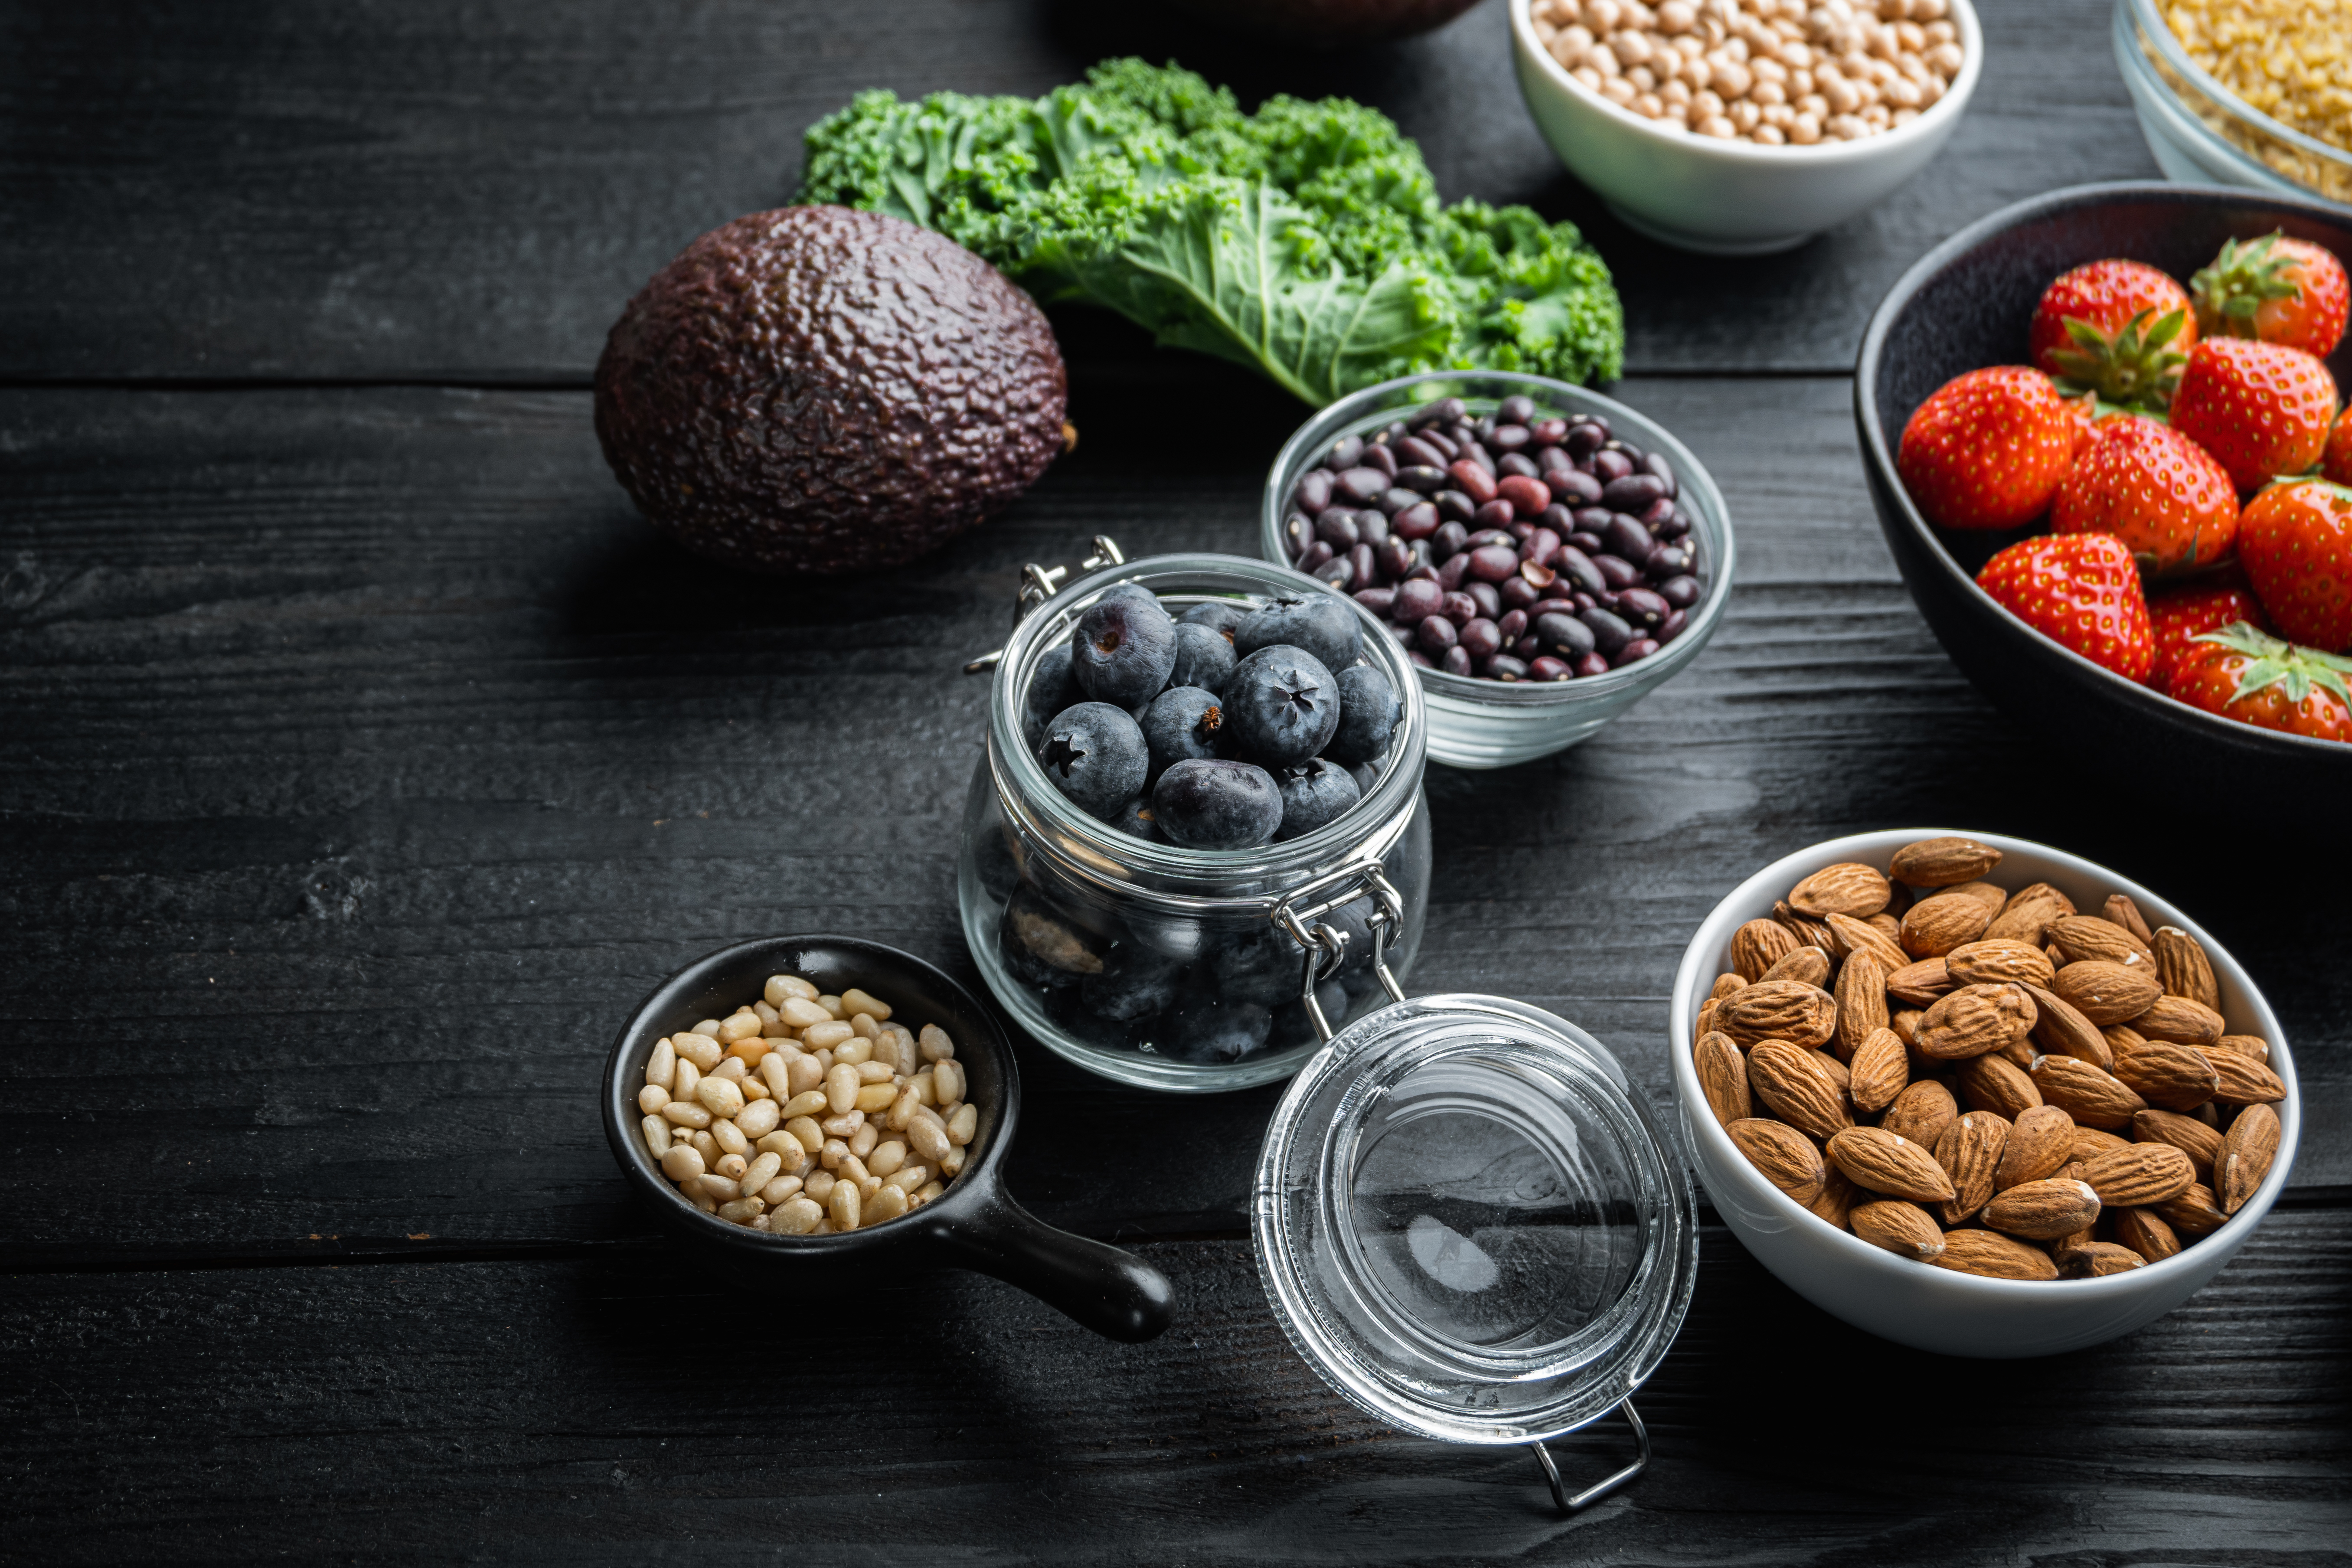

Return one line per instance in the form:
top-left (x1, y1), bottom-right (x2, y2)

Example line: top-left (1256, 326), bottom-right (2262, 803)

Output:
top-left (931, 1188), bottom-right (1173, 1342)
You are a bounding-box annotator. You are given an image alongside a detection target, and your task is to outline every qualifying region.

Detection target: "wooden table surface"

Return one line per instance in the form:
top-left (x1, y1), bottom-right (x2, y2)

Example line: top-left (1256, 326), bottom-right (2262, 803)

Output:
top-left (3, 0), bottom-right (2347, 1560)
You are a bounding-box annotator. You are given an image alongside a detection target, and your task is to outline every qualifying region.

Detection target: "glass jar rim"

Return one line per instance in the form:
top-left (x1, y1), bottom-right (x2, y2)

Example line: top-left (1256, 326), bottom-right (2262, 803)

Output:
top-left (2124, 0), bottom-right (2352, 176)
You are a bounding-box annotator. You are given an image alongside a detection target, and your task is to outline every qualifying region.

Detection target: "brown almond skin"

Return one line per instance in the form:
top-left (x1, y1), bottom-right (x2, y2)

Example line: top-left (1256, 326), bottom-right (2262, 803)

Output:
top-left (2111, 1039), bottom-right (2222, 1112)
top-left (1886, 957), bottom-right (1954, 1007)
top-left (2132, 994), bottom-right (2224, 1047)
top-left (1848, 1026), bottom-right (1910, 1114)
top-left (1728, 1117), bottom-right (1825, 1206)
top-left (1711, 971), bottom-right (1749, 1002)
top-left (2221, 1102), bottom-right (2281, 1214)
top-left (1935, 1111), bottom-right (2010, 1225)
top-left (2212, 1033), bottom-right (2270, 1066)
top-left (1833, 950), bottom-right (1887, 1062)
top-left (1946, 880), bottom-right (2010, 912)
top-left (2112, 1206), bottom-right (2182, 1263)
top-left (1774, 901), bottom-right (1838, 954)
top-left (1959, 1052), bottom-right (2042, 1119)
top-left (1694, 1032), bottom-right (1751, 1129)
top-left (2201, 1045), bottom-right (2288, 1106)
top-left (2031, 1055), bottom-right (2146, 1130)
top-left (1717, 980), bottom-right (1838, 1049)
top-left (1828, 1126), bottom-right (1956, 1202)
top-left (2062, 1241), bottom-right (2149, 1277)
top-left (2103, 894), bottom-right (2156, 945)
top-left (2132, 1107), bottom-right (2223, 1180)
top-left (2025, 983), bottom-right (2112, 1069)
top-left (2068, 1126), bottom-right (2133, 1162)
top-left (2052, 959), bottom-right (2164, 1025)
top-left (2048, 914), bottom-right (2153, 966)
top-left (2153, 925), bottom-right (2218, 1009)
top-left (1888, 836), bottom-right (2002, 888)
top-left (1982, 1177), bottom-right (2102, 1241)
top-left (1760, 945), bottom-right (1833, 989)
top-left (1851, 1199), bottom-right (1946, 1260)
top-left (1807, 1167), bottom-right (1860, 1230)
top-left (1789, 861), bottom-right (1892, 919)
top-left (1986, 882), bottom-right (2076, 946)
top-left (1901, 892), bottom-right (1995, 958)
top-left (1994, 1104), bottom-right (2078, 1191)
top-left (2155, 1182), bottom-right (2229, 1236)
top-left (2078, 1142), bottom-right (2196, 1206)
top-left (1946, 938), bottom-right (2056, 990)
top-left (1731, 918), bottom-right (1799, 982)
top-left (1881, 1079), bottom-right (1957, 1151)
top-left (1748, 1041), bottom-right (1855, 1140)
top-left (1917, 982), bottom-right (2037, 1061)
top-left (1932, 1228), bottom-right (2059, 1280)
top-left (1825, 912), bottom-right (1908, 977)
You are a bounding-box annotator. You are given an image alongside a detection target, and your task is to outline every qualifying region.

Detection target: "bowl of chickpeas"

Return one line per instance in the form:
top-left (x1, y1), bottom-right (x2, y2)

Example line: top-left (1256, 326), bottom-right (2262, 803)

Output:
top-left (1509, 0), bottom-right (1983, 253)
top-left (601, 932), bottom-right (1173, 1341)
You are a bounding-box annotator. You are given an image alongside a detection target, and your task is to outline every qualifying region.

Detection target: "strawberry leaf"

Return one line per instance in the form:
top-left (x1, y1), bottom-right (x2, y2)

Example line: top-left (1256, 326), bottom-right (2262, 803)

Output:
top-left (2192, 621), bottom-right (2352, 707)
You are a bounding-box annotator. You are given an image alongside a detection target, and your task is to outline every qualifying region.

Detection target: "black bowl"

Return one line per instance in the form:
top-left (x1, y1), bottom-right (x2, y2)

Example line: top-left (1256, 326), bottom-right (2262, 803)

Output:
top-left (1856, 181), bottom-right (2352, 798)
top-left (602, 934), bottom-right (1173, 1342)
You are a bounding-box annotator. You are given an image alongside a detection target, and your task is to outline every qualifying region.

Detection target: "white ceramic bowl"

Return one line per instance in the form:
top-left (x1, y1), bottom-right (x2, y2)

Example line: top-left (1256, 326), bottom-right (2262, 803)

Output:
top-left (1509, 0), bottom-right (1984, 254)
top-left (1669, 829), bottom-right (2300, 1358)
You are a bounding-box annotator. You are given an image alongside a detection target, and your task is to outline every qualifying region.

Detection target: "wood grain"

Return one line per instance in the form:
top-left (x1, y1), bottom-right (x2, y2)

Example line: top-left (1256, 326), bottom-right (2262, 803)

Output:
top-left (0, 0), bottom-right (2156, 383)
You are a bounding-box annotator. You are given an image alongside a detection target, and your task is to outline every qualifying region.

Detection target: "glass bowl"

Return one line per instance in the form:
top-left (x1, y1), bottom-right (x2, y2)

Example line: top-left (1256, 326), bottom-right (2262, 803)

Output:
top-left (2115, 0), bottom-right (2352, 211)
top-left (1259, 371), bottom-right (1736, 770)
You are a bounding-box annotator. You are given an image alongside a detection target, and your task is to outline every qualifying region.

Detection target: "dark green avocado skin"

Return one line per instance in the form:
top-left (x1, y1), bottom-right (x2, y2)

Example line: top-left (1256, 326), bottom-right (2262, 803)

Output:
top-left (594, 205), bottom-right (1068, 575)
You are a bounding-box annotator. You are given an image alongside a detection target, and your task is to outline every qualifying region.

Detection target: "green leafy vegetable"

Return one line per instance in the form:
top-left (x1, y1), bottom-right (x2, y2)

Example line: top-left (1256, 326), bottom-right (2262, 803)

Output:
top-left (798, 59), bottom-right (1624, 404)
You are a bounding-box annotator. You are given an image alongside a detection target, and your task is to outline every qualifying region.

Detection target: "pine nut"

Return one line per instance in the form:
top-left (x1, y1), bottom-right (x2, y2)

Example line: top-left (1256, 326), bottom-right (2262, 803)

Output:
top-left (696, 1077), bottom-right (746, 1118)
top-left (759, 1175), bottom-right (804, 1206)
top-left (711, 1118), bottom-right (749, 1158)
top-left (908, 1116), bottom-right (952, 1164)
top-left (766, 973), bottom-right (820, 1006)
top-left (740, 1074), bottom-right (771, 1101)
top-left (932, 1060), bottom-right (966, 1107)
top-left (841, 987), bottom-right (892, 1020)
top-left (645, 1039), bottom-right (676, 1091)
top-left (816, 994), bottom-right (846, 1020)
top-left (803, 1170), bottom-right (837, 1203)
top-left (772, 1196), bottom-right (823, 1234)
top-left (718, 1197), bottom-right (764, 1224)
top-left (835, 1036), bottom-right (874, 1067)
top-left (803, 1020), bottom-right (855, 1052)
top-left (714, 1152), bottom-right (748, 1180)
top-left (742, 1151), bottom-right (782, 1193)
top-left (719, 1012), bottom-right (761, 1044)
top-left (691, 1188), bottom-right (718, 1214)
top-left (695, 1172), bottom-right (738, 1201)
top-left (820, 1110), bottom-right (864, 1138)
top-left (888, 1088), bottom-right (920, 1130)
top-left (920, 1025), bottom-right (956, 1062)
top-left (779, 1089), bottom-right (827, 1119)
top-left (638, 1084), bottom-right (669, 1114)
top-left (785, 1115), bottom-right (824, 1153)
top-left (821, 1137), bottom-right (849, 1169)
top-left (829, 1180), bottom-right (862, 1232)
top-left (851, 1013), bottom-right (880, 1041)
top-left (884, 1165), bottom-right (928, 1195)
top-left (947, 1102), bottom-right (978, 1146)
top-left (726, 1036), bottom-right (771, 1066)
top-left (825, 1063), bottom-right (860, 1115)
top-left (849, 1123), bottom-right (879, 1160)
top-left (939, 1143), bottom-right (965, 1176)
top-left (662, 1100), bottom-right (712, 1130)
top-left (778, 997), bottom-right (832, 1029)
top-left (691, 1130), bottom-right (720, 1164)
top-left (735, 1098), bottom-right (781, 1139)
top-left (660, 1143), bottom-right (704, 1183)
top-left (869, 1140), bottom-right (908, 1177)
top-left (674, 1058), bottom-right (701, 1101)
top-left (915, 1181), bottom-right (944, 1205)
top-left (758, 1052), bottom-right (795, 1097)
top-left (756, 1130), bottom-right (803, 1160)
top-left (855, 1060), bottom-right (894, 1085)
top-left (854, 1083), bottom-right (898, 1113)
top-left (866, 1184), bottom-right (910, 1224)
top-left (642, 1114), bottom-right (672, 1156)
top-left (674, 1033), bottom-right (723, 1071)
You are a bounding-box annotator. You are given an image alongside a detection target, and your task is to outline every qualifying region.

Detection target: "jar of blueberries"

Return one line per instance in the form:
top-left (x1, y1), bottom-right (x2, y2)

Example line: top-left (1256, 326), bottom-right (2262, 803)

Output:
top-left (956, 552), bottom-right (1432, 1092)
top-left (1261, 372), bottom-right (1736, 769)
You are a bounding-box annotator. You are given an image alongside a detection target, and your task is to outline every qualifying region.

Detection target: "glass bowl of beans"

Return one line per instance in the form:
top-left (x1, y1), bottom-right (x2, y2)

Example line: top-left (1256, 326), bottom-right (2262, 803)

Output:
top-left (1509, 0), bottom-right (1983, 254)
top-left (1260, 371), bottom-right (1735, 770)
top-left (2115, 0), bottom-right (2352, 211)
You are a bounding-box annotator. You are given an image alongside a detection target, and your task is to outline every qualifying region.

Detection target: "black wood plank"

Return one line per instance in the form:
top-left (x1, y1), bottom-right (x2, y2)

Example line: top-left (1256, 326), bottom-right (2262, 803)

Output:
top-left (0, 0), bottom-right (2155, 383)
top-left (2, 374), bottom-right (2343, 1266)
top-left (2, 1218), bottom-right (2346, 1563)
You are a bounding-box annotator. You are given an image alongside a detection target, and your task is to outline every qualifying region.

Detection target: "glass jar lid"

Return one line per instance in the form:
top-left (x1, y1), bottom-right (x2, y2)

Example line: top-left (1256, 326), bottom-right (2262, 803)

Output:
top-left (1252, 993), bottom-right (1697, 1449)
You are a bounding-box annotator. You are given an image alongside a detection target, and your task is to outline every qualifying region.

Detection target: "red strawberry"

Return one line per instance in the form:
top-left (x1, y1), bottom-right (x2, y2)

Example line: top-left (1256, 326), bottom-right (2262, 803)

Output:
top-left (1976, 532), bottom-right (2156, 681)
top-left (2146, 581), bottom-right (2273, 689)
top-left (2324, 407), bottom-right (2352, 486)
top-left (2166, 622), bottom-right (2352, 744)
top-left (2050, 413), bottom-right (2239, 575)
top-left (1898, 367), bottom-right (2078, 530)
top-left (2191, 231), bottom-right (2351, 359)
top-left (2029, 259), bottom-right (2196, 408)
top-left (2238, 478), bottom-right (2352, 650)
top-left (2168, 338), bottom-right (2340, 492)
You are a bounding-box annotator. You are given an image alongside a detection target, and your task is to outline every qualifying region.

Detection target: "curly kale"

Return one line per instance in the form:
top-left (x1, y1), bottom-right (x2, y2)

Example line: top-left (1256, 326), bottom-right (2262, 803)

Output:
top-left (798, 60), bottom-right (1623, 404)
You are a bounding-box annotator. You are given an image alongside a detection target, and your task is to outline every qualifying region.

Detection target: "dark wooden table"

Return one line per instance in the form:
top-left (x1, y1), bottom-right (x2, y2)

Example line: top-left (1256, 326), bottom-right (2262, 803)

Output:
top-left (3, 1), bottom-right (2346, 1559)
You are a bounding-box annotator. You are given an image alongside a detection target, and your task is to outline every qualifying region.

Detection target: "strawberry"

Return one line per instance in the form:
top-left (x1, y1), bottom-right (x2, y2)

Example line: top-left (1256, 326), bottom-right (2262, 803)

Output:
top-left (2049, 412), bottom-right (2239, 575)
top-left (2325, 407), bottom-right (2352, 487)
top-left (2166, 622), bottom-right (2352, 744)
top-left (2146, 581), bottom-right (2273, 689)
top-left (2029, 259), bottom-right (2196, 408)
top-left (1976, 532), bottom-right (2156, 682)
top-left (2168, 338), bottom-right (2340, 492)
top-left (2237, 478), bottom-right (2352, 650)
top-left (1898, 367), bottom-right (2079, 530)
top-left (2191, 230), bottom-right (2350, 359)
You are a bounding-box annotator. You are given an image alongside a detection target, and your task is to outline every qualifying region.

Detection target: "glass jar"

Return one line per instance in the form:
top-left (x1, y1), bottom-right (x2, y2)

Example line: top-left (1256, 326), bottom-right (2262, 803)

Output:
top-left (957, 552), bottom-right (1433, 1093)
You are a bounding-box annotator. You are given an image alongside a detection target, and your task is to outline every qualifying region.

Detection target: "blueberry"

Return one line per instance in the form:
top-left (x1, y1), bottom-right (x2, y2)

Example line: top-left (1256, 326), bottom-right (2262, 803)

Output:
top-left (1236, 594), bottom-right (1362, 676)
top-left (1223, 645), bottom-right (1340, 768)
top-left (1098, 582), bottom-right (1159, 610)
top-left (1109, 794), bottom-right (1164, 842)
top-left (1036, 702), bottom-right (1149, 820)
top-left (1141, 686), bottom-right (1228, 784)
top-left (1168, 621), bottom-right (1237, 693)
top-left (1081, 944), bottom-right (1185, 1022)
top-left (1152, 758), bottom-right (1283, 850)
top-left (1023, 644), bottom-right (1080, 749)
top-left (1205, 922), bottom-right (1304, 1007)
top-left (1324, 665), bottom-right (1400, 766)
top-left (1180, 601), bottom-right (1250, 641)
top-left (1071, 593), bottom-right (1178, 709)
top-left (1158, 993), bottom-right (1272, 1063)
top-left (1274, 757), bottom-right (1361, 841)
top-left (998, 885), bottom-right (1107, 990)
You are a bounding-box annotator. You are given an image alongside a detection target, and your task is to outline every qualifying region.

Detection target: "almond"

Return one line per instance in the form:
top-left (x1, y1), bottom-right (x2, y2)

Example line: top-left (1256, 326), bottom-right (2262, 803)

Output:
top-left (1959, 1052), bottom-right (2042, 1119)
top-left (1717, 979), bottom-right (1838, 1049)
top-left (1731, 918), bottom-right (1800, 982)
top-left (2024, 983), bottom-right (2111, 1068)
top-left (1825, 911), bottom-right (1908, 977)
top-left (1890, 1007), bottom-right (1925, 1048)
top-left (1711, 971), bottom-right (1749, 1002)
top-left (2212, 1033), bottom-right (2270, 1066)
top-left (1944, 938), bottom-right (2056, 990)
top-left (1728, 1117), bottom-right (1825, 1206)
top-left (2050, 1160), bottom-right (2097, 1255)
top-left (2220, 1102), bottom-right (2281, 1214)
top-left (2077, 1142), bottom-right (2196, 1206)
top-left (2131, 994), bottom-right (2224, 1047)
top-left (2155, 1182), bottom-right (2228, 1236)
top-left (1695, 1000), bottom-right (1719, 1039)
top-left (2048, 913), bottom-right (2153, 966)
top-left (1916, 981), bottom-right (2037, 1061)
top-left (1948, 880), bottom-right (2011, 911)
top-left (1901, 892), bottom-right (1994, 958)
top-left (1985, 881), bottom-right (2076, 946)
top-left (2061, 1241), bottom-right (2148, 1277)
top-left (1748, 1041), bottom-right (1854, 1140)
top-left (1880, 1078), bottom-right (1956, 1151)
top-left (2068, 1126), bottom-right (2133, 1163)
top-left (2112, 1206), bottom-right (2182, 1263)
top-left (1773, 900), bottom-right (1838, 954)
top-left (2031, 1055), bottom-right (2146, 1130)
top-left (1694, 1031), bottom-right (1751, 1128)
top-left (1761, 945), bottom-right (1833, 989)
top-left (2201, 1046), bottom-right (2287, 1107)
top-left (1789, 861), bottom-right (1892, 919)
top-left (1833, 950), bottom-right (1887, 1061)
top-left (1848, 1026), bottom-right (1909, 1114)
top-left (2132, 1107), bottom-right (2223, 1179)
top-left (1851, 1199), bottom-right (1946, 1260)
top-left (2111, 1039), bottom-right (2221, 1111)
top-left (1888, 836), bottom-right (2003, 888)
top-left (1993, 1104), bottom-right (2077, 1191)
top-left (1808, 1166), bottom-right (1860, 1230)
top-left (1982, 1176), bottom-right (2101, 1240)
top-left (1886, 957), bottom-right (1954, 1007)
top-left (1828, 1125), bottom-right (1955, 1202)
top-left (1932, 1228), bottom-right (2058, 1280)
top-left (2152, 925), bottom-right (2218, 1009)
top-left (2103, 893), bottom-right (2156, 945)
top-left (2051, 958), bottom-right (2163, 1025)
top-left (1935, 1111), bottom-right (2009, 1224)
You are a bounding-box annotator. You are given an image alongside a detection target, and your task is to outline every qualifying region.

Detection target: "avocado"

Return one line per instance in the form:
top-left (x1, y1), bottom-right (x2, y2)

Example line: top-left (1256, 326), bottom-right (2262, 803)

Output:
top-left (594, 205), bottom-right (1068, 575)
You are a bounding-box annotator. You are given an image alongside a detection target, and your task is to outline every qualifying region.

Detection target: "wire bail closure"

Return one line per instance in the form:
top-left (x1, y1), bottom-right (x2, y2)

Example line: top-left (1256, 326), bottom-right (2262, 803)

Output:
top-left (1530, 1400), bottom-right (1650, 1515)
top-left (963, 535), bottom-right (1127, 673)
top-left (1273, 859), bottom-right (1408, 1044)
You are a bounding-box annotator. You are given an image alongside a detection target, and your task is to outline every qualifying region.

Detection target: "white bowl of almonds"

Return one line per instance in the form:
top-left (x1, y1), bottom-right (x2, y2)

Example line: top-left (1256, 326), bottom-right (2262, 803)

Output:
top-left (1510, 0), bottom-right (1983, 253)
top-left (1669, 830), bottom-right (2298, 1358)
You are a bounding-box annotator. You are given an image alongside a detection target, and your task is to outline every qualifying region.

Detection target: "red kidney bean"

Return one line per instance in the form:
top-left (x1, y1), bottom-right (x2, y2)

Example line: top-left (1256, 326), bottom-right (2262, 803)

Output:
top-left (1408, 650), bottom-right (1433, 669)
top-left (1395, 465), bottom-right (1449, 494)
top-left (1614, 637), bottom-right (1659, 666)
top-left (1643, 451), bottom-right (1677, 498)
top-left (1349, 543), bottom-right (1377, 584)
top-left (1592, 449), bottom-right (1634, 483)
top-left (1529, 655), bottom-right (1571, 680)
top-left (1489, 425), bottom-right (1531, 454)
top-left (1283, 514), bottom-right (1313, 556)
top-left (1498, 608), bottom-right (1528, 641)
top-left (1657, 608), bottom-right (1688, 642)
top-left (1569, 590), bottom-right (1598, 612)
top-left (1548, 468), bottom-right (1604, 506)
top-left (1532, 611), bottom-right (1596, 658)
top-left (1370, 487), bottom-right (1414, 518)
top-left (1571, 506), bottom-right (1614, 535)
top-left (1459, 441), bottom-right (1496, 474)
top-left (1355, 586), bottom-right (1396, 616)
top-left (1458, 617), bottom-right (1503, 659)
top-left (1416, 615), bottom-right (1458, 654)
top-left (1494, 475), bottom-right (1551, 516)
top-left (1463, 528), bottom-right (1512, 552)
top-left (1337, 466), bottom-right (1388, 503)
top-left (1580, 607), bottom-right (1633, 655)
top-left (1466, 545), bottom-right (1519, 584)
top-left (1328, 435), bottom-right (1363, 469)
top-left (1595, 553), bottom-right (1643, 591)
top-left (1296, 470), bottom-right (1333, 514)
top-left (1566, 423), bottom-right (1606, 458)
top-left (1521, 527), bottom-right (1561, 563)
top-left (1431, 521), bottom-right (1469, 560)
top-left (1638, 496), bottom-right (1677, 532)
top-left (1416, 397), bottom-right (1467, 426)
top-left (1441, 645), bottom-right (1473, 676)
top-left (1499, 395), bottom-right (1537, 425)
top-left (1512, 633), bottom-right (1542, 660)
top-left (1448, 461), bottom-right (1496, 504)
top-left (1362, 443), bottom-right (1397, 479)
top-left (1658, 574), bottom-right (1700, 608)
top-left (1484, 654), bottom-right (1529, 680)
top-left (1473, 499), bottom-right (1515, 532)
top-left (1434, 591), bottom-right (1472, 628)
top-left (1395, 435), bottom-right (1446, 470)
top-left (1653, 504), bottom-right (1692, 540)
top-left (1358, 512), bottom-right (1389, 547)
top-left (1568, 530), bottom-right (1605, 556)
top-left (1553, 547), bottom-right (1606, 596)
top-left (1598, 515), bottom-right (1650, 561)
top-left (1435, 490), bottom-right (1478, 523)
top-left (1393, 503), bottom-right (1441, 541)
top-left (1316, 512), bottom-right (1359, 549)
top-left (1536, 445), bottom-right (1572, 473)
top-left (1519, 562), bottom-right (1557, 595)
top-left (1573, 650), bottom-right (1610, 677)
top-left (1646, 543), bottom-right (1691, 579)
top-left (1463, 581), bottom-right (1502, 620)
top-left (1421, 428), bottom-right (1460, 461)
top-left (1499, 575), bottom-right (1540, 611)
top-left (1497, 452), bottom-right (1541, 480)
top-left (1393, 578), bottom-right (1444, 621)
top-left (1437, 552), bottom-right (1472, 590)
top-left (1616, 586), bottom-right (1669, 628)
top-left (1374, 537), bottom-right (1414, 580)
top-left (1300, 540), bottom-right (1334, 572)
top-left (1602, 473), bottom-right (1665, 513)
top-left (1315, 556), bottom-right (1354, 590)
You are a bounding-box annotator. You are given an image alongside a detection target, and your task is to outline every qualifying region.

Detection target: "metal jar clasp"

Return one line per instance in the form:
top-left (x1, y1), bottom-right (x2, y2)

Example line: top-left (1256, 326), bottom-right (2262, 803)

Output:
top-left (962, 535), bottom-right (1127, 674)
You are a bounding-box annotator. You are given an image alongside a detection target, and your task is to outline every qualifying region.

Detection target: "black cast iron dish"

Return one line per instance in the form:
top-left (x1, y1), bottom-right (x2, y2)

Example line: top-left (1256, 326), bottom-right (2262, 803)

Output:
top-left (602, 934), bottom-right (1174, 1342)
top-left (1855, 181), bottom-right (2352, 803)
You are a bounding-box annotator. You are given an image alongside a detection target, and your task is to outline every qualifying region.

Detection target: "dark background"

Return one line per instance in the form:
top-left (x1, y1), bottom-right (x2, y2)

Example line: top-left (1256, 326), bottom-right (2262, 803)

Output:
top-left (2, 0), bottom-right (2346, 1560)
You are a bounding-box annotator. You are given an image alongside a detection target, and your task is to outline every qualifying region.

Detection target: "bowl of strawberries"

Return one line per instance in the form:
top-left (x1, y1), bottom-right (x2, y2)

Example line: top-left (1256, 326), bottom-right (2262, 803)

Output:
top-left (1858, 182), bottom-right (2352, 798)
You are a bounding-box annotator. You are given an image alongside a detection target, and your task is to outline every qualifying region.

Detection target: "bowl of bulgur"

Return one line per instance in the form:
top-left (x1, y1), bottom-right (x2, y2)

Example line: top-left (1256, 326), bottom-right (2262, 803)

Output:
top-left (2116, 0), bottom-right (2352, 211)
